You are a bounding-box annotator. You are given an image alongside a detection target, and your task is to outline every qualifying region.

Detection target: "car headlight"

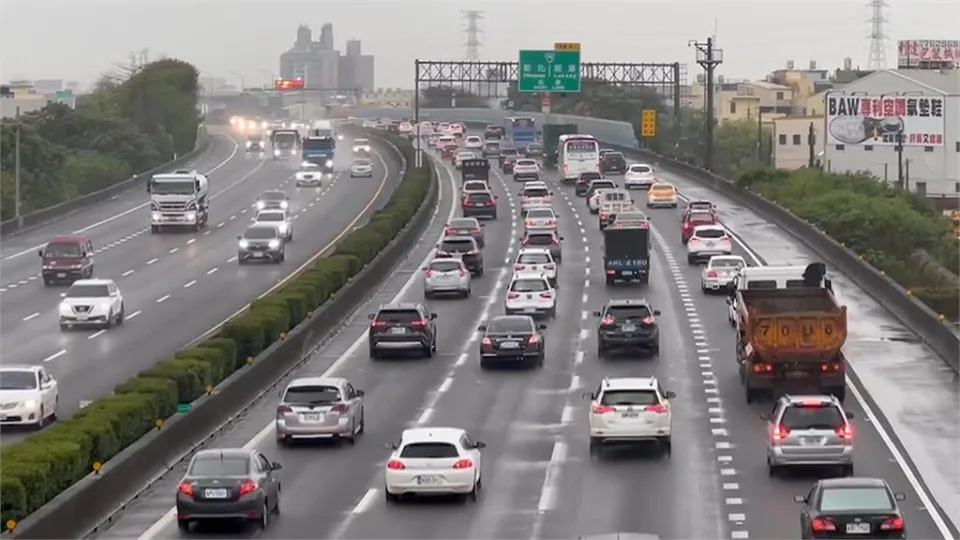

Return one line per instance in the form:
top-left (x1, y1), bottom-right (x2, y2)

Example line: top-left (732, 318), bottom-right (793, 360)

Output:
top-left (185, 211), bottom-right (196, 221)
top-left (256, 201), bottom-right (265, 209)
top-left (238, 239), bottom-right (249, 249)
top-left (280, 200), bottom-right (289, 209)
top-left (246, 141), bottom-right (252, 148)
top-left (22, 399), bottom-right (37, 410)
top-left (278, 223), bottom-right (288, 233)
top-left (338, 134), bottom-right (344, 140)
top-left (325, 160), bottom-right (334, 168)
top-left (268, 239), bottom-right (281, 249)
top-left (59, 302), bottom-right (71, 315)
top-left (152, 211), bottom-right (162, 221)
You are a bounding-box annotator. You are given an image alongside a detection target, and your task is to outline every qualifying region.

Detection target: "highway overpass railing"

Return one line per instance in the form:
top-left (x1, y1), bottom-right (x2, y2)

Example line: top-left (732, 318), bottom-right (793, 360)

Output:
top-left (0, 126), bottom-right (212, 237)
top-left (352, 107), bottom-right (959, 370)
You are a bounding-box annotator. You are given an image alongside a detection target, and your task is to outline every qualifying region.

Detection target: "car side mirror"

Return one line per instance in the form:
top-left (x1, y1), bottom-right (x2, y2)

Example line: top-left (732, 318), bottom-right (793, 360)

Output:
top-left (537, 323), bottom-right (547, 330)
top-left (367, 313), bottom-right (375, 320)
top-left (653, 310), bottom-right (661, 316)
top-left (421, 267), bottom-right (428, 271)
top-left (759, 413), bottom-right (770, 421)
top-left (477, 324), bottom-right (487, 332)
top-left (559, 236), bottom-right (564, 240)
top-left (356, 389), bottom-right (365, 397)
top-left (793, 495), bottom-right (806, 503)
top-left (41, 381), bottom-right (54, 390)
top-left (386, 443), bottom-right (397, 450)
top-left (592, 311), bottom-right (602, 317)
top-left (844, 411), bottom-right (854, 419)
top-left (474, 441), bottom-right (486, 449)
top-left (581, 392), bottom-right (594, 400)
top-left (665, 391), bottom-right (676, 399)
top-left (60, 292), bottom-right (67, 298)
top-left (271, 462), bottom-right (283, 470)
top-left (430, 313), bottom-right (437, 320)
top-left (480, 223), bottom-right (486, 227)
top-left (894, 492), bottom-right (906, 501)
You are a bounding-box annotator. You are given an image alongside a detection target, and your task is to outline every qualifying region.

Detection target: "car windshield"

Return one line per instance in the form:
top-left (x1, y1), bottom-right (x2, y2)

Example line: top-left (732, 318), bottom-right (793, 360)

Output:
top-left (487, 317), bottom-right (533, 334)
top-left (377, 309), bottom-right (420, 323)
top-left (694, 228), bottom-right (726, 239)
top-left (467, 137), bottom-right (481, 143)
top-left (711, 258), bottom-right (744, 269)
top-left (261, 192), bottom-right (285, 201)
top-left (151, 180), bottom-right (195, 195)
top-left (601, 390), bottom-right (658, 406)
top-left (66, 284), bottom-right (109, 298)
top-left (510, 278), bottom-right (548, 292)
top-left (257, 213), bottom-right (284, 222)
top-left (590, 181), bottom-right (616, 190)
top-left (244, 227), bottom-right (278, 239)
top-left (524, 188), bottom-right (549, 197)
top-left (688, 213), bottom-right (715, 223)
top-left (441, 239), bottom-right (475, 251)
top-left (527, 209), bottom-right (554, 219)
top-left (526, 234), bottom-right (554, 245)
top-left (502, 149), bottom-right (519, 156)
top-left (283, 385), bottom-right (340, 404)
top-left (188, 456), bottom-right (249, 477)
top-left (353, 160), bottom-right (372, 166)
top-left (485, 142), bottom-right (500, 149)
top-left (606, 305), bottom-right (652, 320)
top-left (449, 218), bottom-right (478, 228)
top-left (820, 487), bottom-right (894, 512)
top-left (463, 183), bottom-right (486, 193)
top-left (518, 252), bottom-right (550, 264)
top-left (44, 243), bottom-right (82, 257)
top-left (604, 152), bottom-right (624, 160)
top-left (630, 165), bottom-right (652, 173)
top-left (781, 404), bottom-right (845, 430)
top-left (400, 442), bottom-right (459, 458)
top-left (0, 371), bottom-right (37, 390)
top-left (580, 173), bottom-right (602, 181)
top-left (516, 159), bottom-right (536, 166)
top-left (429, 260), bottom-right (463, 272)
top-left (354, 139), bottom-right (369, 145)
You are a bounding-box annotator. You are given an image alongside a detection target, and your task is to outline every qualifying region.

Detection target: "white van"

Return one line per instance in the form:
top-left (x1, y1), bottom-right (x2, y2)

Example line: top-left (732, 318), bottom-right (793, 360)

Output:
top-left (726, 263), bottom-right (834, 326)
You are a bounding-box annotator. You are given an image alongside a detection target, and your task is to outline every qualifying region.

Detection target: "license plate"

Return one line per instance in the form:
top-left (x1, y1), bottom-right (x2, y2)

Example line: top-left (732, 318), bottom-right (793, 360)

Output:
top-left (621, 412), bottom-right (640, 418)
top-left (523, 308), bottom-right (537, 313)
top-left (301, 413), bottom-right (320, 422)
top-left (800, 437), bottom-right (826, 446)
top-left (252, 252), bottom-right (265, 257)
top-left (622, 270), bottom-right (633, 276)
top-left (76, 314), bottom-right (88, 321)
top-left (622, 324), bottom-right (636, 332)
top-left (390, 327), bottom-right (406, 334)
top-left (705, 241), bottom-right (715, 247)
top-left (204, 488), bottom-right (228, 499)
top-left (500, 341), bottom-right (520, 349)
top-left (846, 523), bottom-right (871, 534)
top-left (458, 230), bottom-right (470, 234)
top-left (57, 273), bottom-right (66, 278)
top-left (416, 475), bottom-right (441, 485)
top-left (786, 371), bottom-right (806, 379)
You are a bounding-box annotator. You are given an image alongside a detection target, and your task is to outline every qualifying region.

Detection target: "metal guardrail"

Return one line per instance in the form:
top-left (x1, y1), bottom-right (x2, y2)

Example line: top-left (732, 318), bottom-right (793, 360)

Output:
top-left (0, 126), bottom-right (212, 237)
top-left (351, 107), bottom-right (959, 370)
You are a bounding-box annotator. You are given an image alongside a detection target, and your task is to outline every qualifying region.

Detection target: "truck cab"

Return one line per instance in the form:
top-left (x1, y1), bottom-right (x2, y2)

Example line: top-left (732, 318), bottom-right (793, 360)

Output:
top-left (148, 170), bottom-right (210, 233)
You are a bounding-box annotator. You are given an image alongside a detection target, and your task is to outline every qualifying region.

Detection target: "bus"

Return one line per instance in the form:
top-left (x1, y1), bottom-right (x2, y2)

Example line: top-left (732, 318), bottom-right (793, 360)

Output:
top-left (504, 116), bottom-right (537, 151)
top-left (557, 134), bottom-right (600, 182)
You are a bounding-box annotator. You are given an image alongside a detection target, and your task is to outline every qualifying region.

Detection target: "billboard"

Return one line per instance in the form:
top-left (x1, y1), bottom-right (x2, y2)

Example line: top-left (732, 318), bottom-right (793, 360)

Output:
top-left (897, 40), bottom-right (960, 68)
top-left (274, 78), bottom-right (304, 91)
top-left (825, 94), bottom-right (945, 147)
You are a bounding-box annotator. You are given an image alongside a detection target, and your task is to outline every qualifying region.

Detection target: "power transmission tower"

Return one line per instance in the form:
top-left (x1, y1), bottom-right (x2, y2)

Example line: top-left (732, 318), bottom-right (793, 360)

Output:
top-left (462, 10), bottom-right (484, 62)
top-left (866, 0), bottom-right (888, 70)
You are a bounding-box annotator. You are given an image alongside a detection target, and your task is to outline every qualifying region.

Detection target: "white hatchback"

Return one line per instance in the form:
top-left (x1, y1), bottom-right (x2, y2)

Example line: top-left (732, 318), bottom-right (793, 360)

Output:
top-left (524, 207), bottom-right (558, 232)
top-left (385, 427), bottom-right (485, 502)
top-left (504, 272), bottom-right (556, 317)
top-left (0, 364), bottom-right (59, 428)
top-left (463, 135), bottom-right (484, 150)
top-left (513, 248), bottom-right (558, 286)
top-left (624, 163), bottom-right (656, 189)
top-left (422, 258), bottom-right (471, 298)
top-left (585, 376), bottom-right (675, 456)
top-left (686, 224), bottom-right (731, 264)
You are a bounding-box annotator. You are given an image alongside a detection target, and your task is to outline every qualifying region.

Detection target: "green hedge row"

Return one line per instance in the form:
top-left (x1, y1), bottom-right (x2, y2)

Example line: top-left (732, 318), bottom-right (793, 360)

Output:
top-left (0, 131), bottom-right (432, 529)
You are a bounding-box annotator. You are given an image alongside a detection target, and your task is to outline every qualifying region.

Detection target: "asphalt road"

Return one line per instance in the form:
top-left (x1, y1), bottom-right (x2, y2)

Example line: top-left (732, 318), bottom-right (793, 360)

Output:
top-left (85, 135), bottom-right (948, 540)
top-left (0, 127), bottom-right (402, 446)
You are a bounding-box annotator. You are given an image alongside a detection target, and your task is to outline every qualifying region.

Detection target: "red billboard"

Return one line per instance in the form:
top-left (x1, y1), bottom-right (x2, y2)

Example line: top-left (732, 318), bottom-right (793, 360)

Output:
top-left (897, 40), bottom-right (960, 68)
top-left (274, 78), bottom-right (305, 91)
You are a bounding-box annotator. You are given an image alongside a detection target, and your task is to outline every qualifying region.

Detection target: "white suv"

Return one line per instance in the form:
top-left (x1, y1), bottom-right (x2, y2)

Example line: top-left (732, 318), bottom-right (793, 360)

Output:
top-left (59, 278), bottom-right (125, 330)
top-left (585, 377), bottom-right (675, 456)
top-left (513, 248), bottom-right (557, 286)
top-left (254, 209), bottom-right (293, 241)
top-left (686, 224), bottom-right (731, 264)
top-left (504, 272), bottom-right (556, 317)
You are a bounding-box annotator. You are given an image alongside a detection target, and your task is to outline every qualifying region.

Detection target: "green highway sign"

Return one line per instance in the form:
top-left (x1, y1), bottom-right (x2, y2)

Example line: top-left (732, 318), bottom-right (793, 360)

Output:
top-left (176, 403), bottom-right (192, 413)
top-left (518, 50), bottom-right (581, 93)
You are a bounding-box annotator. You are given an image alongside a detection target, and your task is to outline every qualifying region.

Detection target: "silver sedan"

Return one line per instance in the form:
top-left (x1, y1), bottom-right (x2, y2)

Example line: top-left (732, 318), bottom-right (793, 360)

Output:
top-left (350, 158), bottom-right (374, 177)
top-left (422, 258), bottom-right (471, 298)
top-left (700, 255), bottom-right (746, 293)
top-left (275, 376), bottom-right (365, 445)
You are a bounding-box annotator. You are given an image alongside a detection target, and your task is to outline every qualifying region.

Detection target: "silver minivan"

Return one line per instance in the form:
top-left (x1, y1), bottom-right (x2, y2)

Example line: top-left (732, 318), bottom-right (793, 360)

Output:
top-left (275, 377), bottom-right (365, 445)
top-left (763, 394), bottom-right (854, 476)
top-left (422, 258), bottom-right (471, 299)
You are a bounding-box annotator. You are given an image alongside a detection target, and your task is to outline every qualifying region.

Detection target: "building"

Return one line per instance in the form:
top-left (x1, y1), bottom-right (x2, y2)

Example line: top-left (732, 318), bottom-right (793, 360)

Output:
top-left (716, 81), bottom-right (793, 123)
top-left (822, 69), bottom-right (959, 197)
top-left (1, 81), bottom-right (57, 118)
top-left (773, 116), bottom-right (825, 170)
top-left (279, 25), bottom-right (374, 96)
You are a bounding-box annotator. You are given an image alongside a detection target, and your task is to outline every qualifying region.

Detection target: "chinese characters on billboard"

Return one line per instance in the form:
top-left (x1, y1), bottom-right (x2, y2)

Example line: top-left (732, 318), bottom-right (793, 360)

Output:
top-left (825, 94), bottom-right (945, 147)
top-left (274, 78), bottom-right (305, 91)
top-left (897, 40), bottom-right (960, 68)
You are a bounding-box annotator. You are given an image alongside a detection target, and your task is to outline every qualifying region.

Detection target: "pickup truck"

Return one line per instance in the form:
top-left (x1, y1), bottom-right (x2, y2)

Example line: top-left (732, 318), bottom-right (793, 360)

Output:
top-left (734, 287), bottom-right (847, 403)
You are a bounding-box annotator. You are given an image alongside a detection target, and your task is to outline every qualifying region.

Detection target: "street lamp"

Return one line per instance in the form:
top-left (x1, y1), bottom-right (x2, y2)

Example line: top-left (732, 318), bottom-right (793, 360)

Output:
top-left (229, 71), bottom-right (245, 92)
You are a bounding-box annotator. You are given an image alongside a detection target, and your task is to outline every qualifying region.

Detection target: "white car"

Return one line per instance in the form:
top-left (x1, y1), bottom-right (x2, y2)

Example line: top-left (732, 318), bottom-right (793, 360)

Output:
top-left (423, 258), bottom-right (471, 298)
top-left (435, 135), bottom-right (456, 150)
top-left (59, 278), bottom-right (124, 329)
top-left (454, 151), bottom-right (476, 169)
top-left (254, 209), bottom-right (293, 241)
top-left (352, 138), bottom-right (371, 154)
top-left (588, 188), bottom-right (617, 214)
top-left (294, 162), bottom-right (323, 187)
top-left (701, 255), bottom-right (746, 293)
top-left (513, 248), bottom-right (557, 286)
top-left (449, 123), bottom-right (465, 137)
top-left (505, 272), bottom-right (556, 317)
top-left (461, 180), bottom-right (489, 198)
top-left (585, 376), bottom-right (675, 456)
top-left (350, 158), bottom-right (374, 178)
top-left (686, 224), bottom-right (731, 264)
top-left (436, 123), bottom-right (451, 135)
top-left (524, 207), bottom-right (558, 233)
top-left (520, 182), bottom-right (553, 214)
top-left (0, 364), bottom-right (59, 428)
top-left (512, 159), bottom-right (540, 182)
top-left (463, 135), bottom-right (484, 150)
top-left (624, 163), bottom-right (656, 189)
top-left (385, 427), bottom-right (485, 502)
top-left (398, 122), bottom-right (413, 135)
top-left (362, 120), bottom-right (378, 129)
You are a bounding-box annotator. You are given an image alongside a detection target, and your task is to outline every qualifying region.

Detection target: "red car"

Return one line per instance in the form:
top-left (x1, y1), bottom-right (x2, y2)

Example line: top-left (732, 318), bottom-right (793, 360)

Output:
top-left (681, 211), bottom-right (717, 244)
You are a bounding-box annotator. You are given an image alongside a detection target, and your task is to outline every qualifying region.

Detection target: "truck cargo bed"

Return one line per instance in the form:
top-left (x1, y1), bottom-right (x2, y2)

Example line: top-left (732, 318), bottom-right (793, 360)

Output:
top-left (737, 288), bottom-right (847, 363)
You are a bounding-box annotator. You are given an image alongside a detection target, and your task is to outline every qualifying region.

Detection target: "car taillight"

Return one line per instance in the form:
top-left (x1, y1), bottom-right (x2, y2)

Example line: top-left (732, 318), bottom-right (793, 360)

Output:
top-left (386, 460), bottom-right (406, 470)
top-left (720, 235), bottom-right (730, 242)
top-left (820, 362), bottom-right (843, 372)
top-left (452, 459), bottom-right (474, 469)
top-left (811, 518), bottom-right (836, 532)
top-left (752, 363), bottom-right (773, 373)
top-left (544, 195), bottom-right (552, 201)
top-left (836, 423), bottom-right (854, 443)
top-left (445, 227), bottom-right (457, 235)
top-left (470, 228), bottom-right (482, 234)
top-left (458, 268), bottom-right (467, 277)
top-left (528, 335), bottom-right (540, 345)
top-left (507, 292), bottom-right (521, 299)
top-left (178, 482), bottom-right (194, 497)
top-left (642, 316), bottom-right (656, 325)
top-left (522, 239), bottom-right (530, 246)
top-left (592, 405), bottom-right (615, 414)
top-left (543, 264), bottom-right (555, 270)
top-left (689, 237), bottom-right (701, 243)
top-left (239, 480), bottom-right (258, 496)
top-left (521, 195), bottom-right (530, 200)
top-left (551, 238), bottom-right (560, 245)
top-left (706, 271), bottom-right (718, 278)
top-left (771, 424), bottom-right (790, 444)
top-left (463, 201), bottom-right (473, 206)
top-left (276, 405), bottom-right (292, 416)
top-left (424, 269), bottom-right (434, 277)
top-left (514, 264), bottom-right (526, 270)
top-left (525, 220), bottom-right (535, 228)
top-left (880, 517), bottom-right (904, 531)
top-left (371, 320), bottom-right (387, 329)
top-left (547, 219), bottom-right (556, 226)
top-left (481, 337), bottom-right (493, 347)
top-left (331, 403), bottom-right (349, 413)
top-left (436, 250), bottom-right (450, 257)
top-left (645, 403), bottom-right (669, 414)
top-left (467, 249), bottom-right (479, 255)
top-left (539, 292), bottom-right (553, 299)
top-left (600, 316), bottom-right (615, 326)
top-left (410, 320), bottom-right (428, 329)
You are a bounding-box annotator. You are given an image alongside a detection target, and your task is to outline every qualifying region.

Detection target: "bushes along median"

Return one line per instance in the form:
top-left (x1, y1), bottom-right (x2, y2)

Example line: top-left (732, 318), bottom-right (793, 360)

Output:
top-left (0, 132), bottom-right (431, 528)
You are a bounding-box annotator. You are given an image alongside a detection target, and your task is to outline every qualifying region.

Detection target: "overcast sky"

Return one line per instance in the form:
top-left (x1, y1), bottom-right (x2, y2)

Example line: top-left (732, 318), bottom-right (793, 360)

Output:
top-left (2, 0), bottom-right (958, 90)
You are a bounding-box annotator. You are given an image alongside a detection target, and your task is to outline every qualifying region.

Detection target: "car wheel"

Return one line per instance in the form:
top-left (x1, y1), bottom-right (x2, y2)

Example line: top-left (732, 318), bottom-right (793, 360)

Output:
top-left (468, 481), bottom-right (479, 502)
top-left (117, 303), bottom-right (125, 325)
top-left (537, 353), bottom-right (544, 367)
top-left (480, 359), bottom-right (489, 370)
top-left (660, 437), bottom-right (672, 455)
top-left (385, 489), bottom-right (400, 503)
top-left (589, 438), bottom-right (602, 457)
top-left (424, 290), bottom-right (433, 300)
top-left (255, 501), bottom-right (269, 529)
top-left (177, 519), bottom-right (190, 533)
top-left (358, 411), bottom-right (365, 434)
top-left (105, 309), bottom-right (114, 329)
top-left (35, 405), bottom-right (46, 430)
top-left (51, 397), bottom-right (59, 420)
top-left (369, 344), bottom-right (379, 360)
top-left (842, 464), bottom-right (854, 477)
top-left (687, 254), bottom-right (695, 264)
top-left (346, 421), bottom-right (357, 445)
top-left (273, 489), bottom-right (281, 514)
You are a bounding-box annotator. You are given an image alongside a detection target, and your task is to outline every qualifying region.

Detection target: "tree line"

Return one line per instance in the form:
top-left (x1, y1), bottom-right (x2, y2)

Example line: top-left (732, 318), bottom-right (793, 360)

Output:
top-left (0, 59), bottom-right (201, 221)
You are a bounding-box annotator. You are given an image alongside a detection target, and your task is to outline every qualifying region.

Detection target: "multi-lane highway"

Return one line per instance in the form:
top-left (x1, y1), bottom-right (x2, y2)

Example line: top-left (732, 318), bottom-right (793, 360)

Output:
top-left (0, 126), bottom-right (403, 446)
top-left (82, 132), bottom-right (952, 540)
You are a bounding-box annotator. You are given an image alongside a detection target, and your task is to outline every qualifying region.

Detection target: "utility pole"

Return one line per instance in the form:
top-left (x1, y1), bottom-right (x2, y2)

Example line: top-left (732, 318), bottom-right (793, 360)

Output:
top-left (691, 37), bottom-right (723, 172)
top-left (756, 108), bottom-right (763, 164)
top-left (807, 122), bottom-right (816, 168)
top-left (896, 132), bottom-right (904, 188)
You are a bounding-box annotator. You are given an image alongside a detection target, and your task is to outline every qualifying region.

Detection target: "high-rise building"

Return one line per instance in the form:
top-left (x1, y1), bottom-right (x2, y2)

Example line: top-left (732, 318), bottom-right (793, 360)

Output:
top-left (279, 25), bottom-right (374, 95)
top-left (339, 39), bottom-right (374, 94)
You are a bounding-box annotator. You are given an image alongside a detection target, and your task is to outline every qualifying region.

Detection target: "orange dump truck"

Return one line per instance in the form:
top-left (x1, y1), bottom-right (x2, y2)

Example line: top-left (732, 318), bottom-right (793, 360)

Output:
top-left (735, 287), bottom-right (847, 403)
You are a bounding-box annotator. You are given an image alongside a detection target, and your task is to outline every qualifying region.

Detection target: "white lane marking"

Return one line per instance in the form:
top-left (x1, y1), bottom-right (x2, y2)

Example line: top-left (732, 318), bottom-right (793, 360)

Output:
top-left (1, 134), bottom-right (240, 262)
top-left (183, 280), bottom-right (197, 288)
top-left (43, 349), bottom-right (67, 362)
top-left (536, 441), bottom-right (567, 512)
top-left (156, 295), bottom-right (170, 303)
top-left (350, 488), bottom-right (378, 515)
top-left (415, 407), bottom-right (434, 426)
top-left (22, 312), bottom-right (39, 322)
top-left (206, 267), bottom-right (218, 275)
top-left (227, 256), bottom-right (237, 263)
top-left (147, 258), bottom-right (158, 265)
top-left (168, 247), bottom-right (178, 254)
top-left (436, 377), bottom-right (453, 394)
top-left (186, 239), bottom-right (196, 245)
top-left (455, 352), bottom-right (468, 366)
top-left (87, 329), bottom-right (106, 340)
top-left (122, 269), bottom-right (135, 277)
top-left (128, 310), bottom-right (142, 319)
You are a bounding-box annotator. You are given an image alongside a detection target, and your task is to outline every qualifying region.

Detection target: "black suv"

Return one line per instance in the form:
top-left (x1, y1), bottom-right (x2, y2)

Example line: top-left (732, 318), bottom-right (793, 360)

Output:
top-left (498, 148), bottom-right (520, 167)
top-left (478, 315), bottom-right (547, 369)
top-left (594, 299), bottom-right (661, 357)
top-left (368, 303), bottom-right (438, 359)
top-left (600, 151), bottom-right (627, 174)
top-left (462, 191), bottom-right (498, 220)
top-left (436, 236), bottom-right (484, 275)
top-left (574, 171), bottom-right (603, 193)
